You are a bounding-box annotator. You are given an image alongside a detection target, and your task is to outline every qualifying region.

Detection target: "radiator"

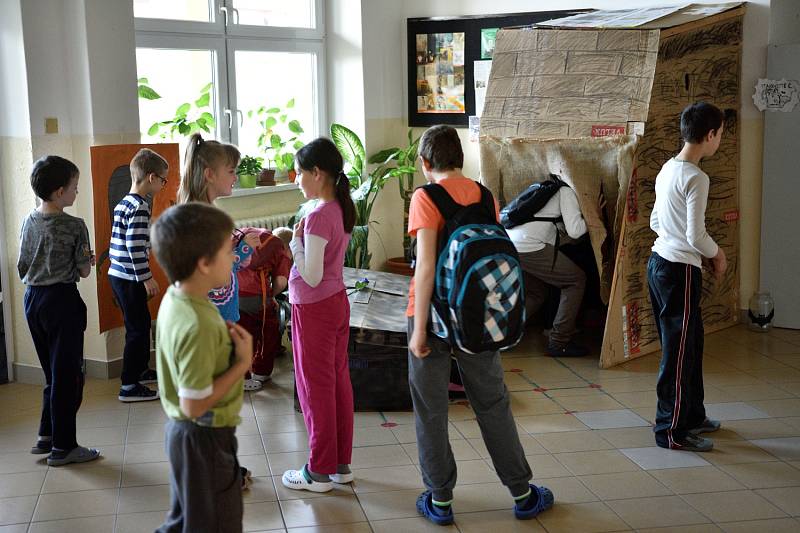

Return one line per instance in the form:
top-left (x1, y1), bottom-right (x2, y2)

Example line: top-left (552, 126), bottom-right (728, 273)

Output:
top-left (234, 212), bottom-right (295, 230)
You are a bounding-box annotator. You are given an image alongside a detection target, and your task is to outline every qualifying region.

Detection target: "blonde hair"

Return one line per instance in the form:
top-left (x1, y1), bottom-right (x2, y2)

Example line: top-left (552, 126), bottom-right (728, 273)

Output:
top-left (178, 133), bottom-right (241, 204)
top-left (272, 226), bottom-right (293, 248)
top-left (130, 148), bottom-right (168, 184)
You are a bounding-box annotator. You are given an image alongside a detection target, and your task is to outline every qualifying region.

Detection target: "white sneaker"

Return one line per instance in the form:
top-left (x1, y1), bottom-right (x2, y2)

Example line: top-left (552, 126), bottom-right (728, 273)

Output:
top-left (282, 468), bottom-right (332, 493)
top-left (330, 472), bottom-right (354, 484)
top-left (244, 378), bottom-right (263, 391)
top-left (251, 373), bottom-right (271, 383)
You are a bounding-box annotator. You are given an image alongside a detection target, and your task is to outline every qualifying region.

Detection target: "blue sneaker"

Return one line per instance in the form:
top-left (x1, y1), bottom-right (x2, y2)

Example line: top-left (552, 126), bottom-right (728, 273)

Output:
top-left (514, 484), bottom-right (554, 520)
top-left (416, 491), bottom-right (454, 526)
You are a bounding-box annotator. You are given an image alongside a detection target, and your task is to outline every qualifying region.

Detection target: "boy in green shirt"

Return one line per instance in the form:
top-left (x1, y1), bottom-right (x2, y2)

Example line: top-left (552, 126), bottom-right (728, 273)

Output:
top-left (150, 202), bottom-right (253, 532)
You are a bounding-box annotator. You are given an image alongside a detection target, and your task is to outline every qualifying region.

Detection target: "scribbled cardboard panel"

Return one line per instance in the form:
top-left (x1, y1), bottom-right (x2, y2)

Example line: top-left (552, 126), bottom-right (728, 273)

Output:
top-left (91, 144), bottom-right (180, 333)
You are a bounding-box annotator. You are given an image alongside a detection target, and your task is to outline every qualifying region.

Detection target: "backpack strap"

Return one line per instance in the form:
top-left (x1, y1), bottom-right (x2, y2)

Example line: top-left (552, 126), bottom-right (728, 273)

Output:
top-left (421, 183), bottom-right (461, 220)
top-left (477, 183), bottom-right (497, 220)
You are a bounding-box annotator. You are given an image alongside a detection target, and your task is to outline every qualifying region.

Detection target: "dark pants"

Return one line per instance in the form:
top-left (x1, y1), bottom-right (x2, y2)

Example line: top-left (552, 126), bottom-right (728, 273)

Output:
top-left (109, 276), bottom-right (151, 385)
top-left (519, 244), bottom-right (586, 346)
top-left (158, 420), bottom-right (243, 533)
top-left (408, 318), bottom-right (532, 502)
top-left (24, 283), bottom-right (87, 450)
top-left (647, 253), bottom-right (706, 448)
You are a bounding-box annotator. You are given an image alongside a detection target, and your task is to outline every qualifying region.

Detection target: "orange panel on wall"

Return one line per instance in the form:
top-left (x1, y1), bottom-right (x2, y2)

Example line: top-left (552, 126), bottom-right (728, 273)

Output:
top-left (90, 144), bottom-right (180, 333)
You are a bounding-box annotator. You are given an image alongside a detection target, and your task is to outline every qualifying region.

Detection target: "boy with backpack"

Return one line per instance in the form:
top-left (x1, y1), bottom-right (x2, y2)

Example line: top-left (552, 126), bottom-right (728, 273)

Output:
top-left (407, 125), bottom-right (553, 525)
top-left (648, 102), bottom-right (727, 452)
top-left (503, 175), bottom-right (589, 357)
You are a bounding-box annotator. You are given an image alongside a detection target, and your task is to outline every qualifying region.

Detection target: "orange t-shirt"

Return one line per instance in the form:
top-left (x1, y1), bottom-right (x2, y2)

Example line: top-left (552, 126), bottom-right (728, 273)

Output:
top-left (406, 177), bottom-right (500, 317)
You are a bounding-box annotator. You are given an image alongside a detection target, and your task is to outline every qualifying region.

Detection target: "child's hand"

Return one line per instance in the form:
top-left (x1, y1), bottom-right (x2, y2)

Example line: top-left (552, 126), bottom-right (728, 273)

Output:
top-left (88, 248), bottom-right (96, 267)
top-left (409, 329), bottom-right (431, 359)
top-left (294, 218), bottom-right (305, 241)
top-left (227, 321), bottom-right (253, 372)
top-left (244, 233), bottom-right (262, 250)
top-left (712, 247), bottom-right (727, 279)
top-left (144, 278), bottom-right (159, 298)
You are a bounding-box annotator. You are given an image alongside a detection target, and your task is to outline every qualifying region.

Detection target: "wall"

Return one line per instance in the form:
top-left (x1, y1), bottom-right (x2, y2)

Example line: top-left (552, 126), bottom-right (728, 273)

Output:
top-left (360, 0), bottom-right (770, 309)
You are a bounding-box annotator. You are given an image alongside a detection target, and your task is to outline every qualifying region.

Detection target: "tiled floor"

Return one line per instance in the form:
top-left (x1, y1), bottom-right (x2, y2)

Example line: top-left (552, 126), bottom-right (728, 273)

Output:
top-left (1, 324), bottom-right (800, 532)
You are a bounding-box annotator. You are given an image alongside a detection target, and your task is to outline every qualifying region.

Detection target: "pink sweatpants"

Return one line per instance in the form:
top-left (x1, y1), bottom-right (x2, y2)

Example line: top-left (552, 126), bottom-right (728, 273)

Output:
top-left (291, 290), bottom-right (353, 474)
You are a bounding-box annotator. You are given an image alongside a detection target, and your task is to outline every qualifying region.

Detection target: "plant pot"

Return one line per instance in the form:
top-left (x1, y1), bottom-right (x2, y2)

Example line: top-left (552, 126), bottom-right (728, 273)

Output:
top-left (274, 168), bottom-right (290, 183)
top-left (385, 256), bottom-right (413, 277)
top-left (258, 169), bottom-right (276, 186)
top-left (288, 169), bottom-right (297, 183)
top-left (238, 173), bottom-right (257, 188)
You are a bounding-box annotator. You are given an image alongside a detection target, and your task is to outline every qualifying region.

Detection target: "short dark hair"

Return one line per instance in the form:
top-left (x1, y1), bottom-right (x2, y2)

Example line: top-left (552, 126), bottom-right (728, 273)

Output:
top-left (30, 155), bottom-right (79, 201)
top-left (150, 203), bottom-right (233, 283)
top-left (419, 125), bottom-right (463, 171)
top-left (130, 148), bottom-right (169, 184)
top-left (680, 102), bottom-right (724, 144)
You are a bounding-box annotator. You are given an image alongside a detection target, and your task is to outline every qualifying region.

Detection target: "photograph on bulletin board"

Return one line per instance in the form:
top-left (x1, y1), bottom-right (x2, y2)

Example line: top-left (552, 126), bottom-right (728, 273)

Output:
top-left (415, 32), bottom-right (466, 114)
top-left (407, 10), bottom-right (582, 127)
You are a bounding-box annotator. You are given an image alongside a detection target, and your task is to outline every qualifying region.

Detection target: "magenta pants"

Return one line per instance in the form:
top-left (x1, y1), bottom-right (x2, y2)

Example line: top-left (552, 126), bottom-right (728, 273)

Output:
top-left (291, 290), bottom-right (354, 474)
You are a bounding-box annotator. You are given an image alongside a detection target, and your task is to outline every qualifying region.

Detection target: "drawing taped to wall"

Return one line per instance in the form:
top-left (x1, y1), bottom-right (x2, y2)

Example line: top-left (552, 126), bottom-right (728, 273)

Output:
top-left (416, 32), bottom-right (466, 114)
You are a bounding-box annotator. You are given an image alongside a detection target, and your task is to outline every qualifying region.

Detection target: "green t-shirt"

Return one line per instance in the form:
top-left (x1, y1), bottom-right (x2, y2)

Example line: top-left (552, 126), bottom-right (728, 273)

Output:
top-left (156, 286), bottom-right (242, 427)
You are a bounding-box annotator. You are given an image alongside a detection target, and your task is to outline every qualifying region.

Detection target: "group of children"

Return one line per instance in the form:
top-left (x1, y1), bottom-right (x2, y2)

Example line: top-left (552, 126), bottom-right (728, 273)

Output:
top-left (16, 101), bottom-right (727, 529)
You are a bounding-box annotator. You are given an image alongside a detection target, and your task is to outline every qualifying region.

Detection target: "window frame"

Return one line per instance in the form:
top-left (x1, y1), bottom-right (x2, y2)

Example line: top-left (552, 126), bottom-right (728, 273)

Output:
top-left (134, 0), bottom-right (326, 148)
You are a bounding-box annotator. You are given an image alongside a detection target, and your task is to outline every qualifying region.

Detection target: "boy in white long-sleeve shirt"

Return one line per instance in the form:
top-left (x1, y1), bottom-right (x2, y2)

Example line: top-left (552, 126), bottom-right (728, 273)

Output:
top-left (648, 102), bottom-right (728, 452)
top-left (507, 184), bottom-right (589, 357)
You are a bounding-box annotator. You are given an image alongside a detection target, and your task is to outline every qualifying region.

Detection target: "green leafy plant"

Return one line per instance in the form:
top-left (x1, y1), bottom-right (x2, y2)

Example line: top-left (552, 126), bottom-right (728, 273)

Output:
top-left (249, 98), bottom-right (305, 173)
top-left (137, 79), bottom-right (216, 139)
top-left (332, 123), bottom-right (417, 269)
top-left (237, 155), bottom-right (264, 176)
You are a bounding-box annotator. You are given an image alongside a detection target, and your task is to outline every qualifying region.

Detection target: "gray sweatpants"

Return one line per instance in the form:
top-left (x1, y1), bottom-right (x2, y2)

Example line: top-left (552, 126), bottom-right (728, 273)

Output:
top-left (519, 244), bottom-right (586, 347)
top-left (157, 420), bottom-right (243, 533)
top-left (408, 318), bottom-right (532, 502)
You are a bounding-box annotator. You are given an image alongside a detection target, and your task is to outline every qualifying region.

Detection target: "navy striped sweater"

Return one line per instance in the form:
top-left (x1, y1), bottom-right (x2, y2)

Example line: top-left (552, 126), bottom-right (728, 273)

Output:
top-left (109, 193), bottom-right (152, 282)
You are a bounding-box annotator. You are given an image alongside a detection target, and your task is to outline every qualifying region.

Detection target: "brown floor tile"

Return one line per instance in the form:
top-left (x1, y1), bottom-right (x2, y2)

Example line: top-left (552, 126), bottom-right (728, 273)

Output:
top-left (280, 495), bottom-right (366, 528)
top-left (535, 431), bottom-right (614, 454)
top-left (649, 466), bottom-right (745, 494)
top-left (554, 449), bottom-right (640, 476)
top-left (720, 461), bottom-right (800, 489)
top-left (536, 501), bottom-right (630, 533)
top-left (686, 490), bottom-right (787, 522)
top-left (719, 518), bottom-right (800, 532)
top-left (607, 495), bottom-right (710, 529)
top-left (579, 471), bottom-right (672, 500)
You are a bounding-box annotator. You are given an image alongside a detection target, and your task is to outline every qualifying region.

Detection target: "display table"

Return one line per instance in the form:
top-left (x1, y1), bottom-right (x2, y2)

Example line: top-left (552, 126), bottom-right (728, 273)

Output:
top-left (293, 268), bottom-right (413, 412)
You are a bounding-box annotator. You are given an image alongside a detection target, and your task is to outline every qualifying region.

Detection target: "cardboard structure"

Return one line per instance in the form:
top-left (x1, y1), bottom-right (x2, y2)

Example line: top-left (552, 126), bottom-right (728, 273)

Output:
top-left (479, 3), bottom-right (744, 367)
top-left (91, 144), bottom-right (180, 333)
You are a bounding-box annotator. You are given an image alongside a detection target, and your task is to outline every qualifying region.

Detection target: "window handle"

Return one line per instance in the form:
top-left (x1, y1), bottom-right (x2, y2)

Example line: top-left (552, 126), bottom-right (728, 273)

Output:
top-left (219, 5), bottom-right (229, 25)
top-left (224, 109), bottom-right (233, 129)
top-left (231, 7), bottom-right (240, 25)
top-left (236, 109), bottom-right (244, 127)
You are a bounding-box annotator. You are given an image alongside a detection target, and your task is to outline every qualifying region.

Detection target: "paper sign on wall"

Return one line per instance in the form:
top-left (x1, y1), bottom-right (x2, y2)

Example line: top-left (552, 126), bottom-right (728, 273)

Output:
top-left (753, 78), bottom-right (799, 112)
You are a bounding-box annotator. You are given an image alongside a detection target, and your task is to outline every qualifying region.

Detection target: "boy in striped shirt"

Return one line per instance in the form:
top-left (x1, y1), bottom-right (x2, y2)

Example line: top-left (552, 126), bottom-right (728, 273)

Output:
top-left (109, 148), bottom-right (168, 402)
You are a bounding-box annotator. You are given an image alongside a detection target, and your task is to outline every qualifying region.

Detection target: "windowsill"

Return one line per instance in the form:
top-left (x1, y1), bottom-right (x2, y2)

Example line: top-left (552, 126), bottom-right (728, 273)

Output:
top-left (227, 183), bottom-right (300, 198)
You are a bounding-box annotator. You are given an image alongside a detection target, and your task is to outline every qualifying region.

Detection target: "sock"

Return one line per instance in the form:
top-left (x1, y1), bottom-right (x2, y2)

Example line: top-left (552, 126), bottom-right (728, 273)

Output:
top-left (38, 435), bottom-right (52, 441)
top-left (121, 384), bottom-right (137, 391)
top-left (303, 464), bottom-right (330, 483)
top-left (514, 487), bottom-right (538, 510)
top-left (336, 464), bottom-right (351, 475)
top-left (431, 498), bottom-right (452, 515)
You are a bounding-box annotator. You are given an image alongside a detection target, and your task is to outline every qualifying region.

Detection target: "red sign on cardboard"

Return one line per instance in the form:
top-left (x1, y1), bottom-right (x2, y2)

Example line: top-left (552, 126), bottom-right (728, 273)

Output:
top-left (591, 125), bottom-right (626, 137)
top-left (724, 210), bottom-right (740, 222)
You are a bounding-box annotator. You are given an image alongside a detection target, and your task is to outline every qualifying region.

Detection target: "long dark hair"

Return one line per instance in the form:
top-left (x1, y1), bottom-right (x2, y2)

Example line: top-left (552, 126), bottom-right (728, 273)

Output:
top-left (295, 138), bottom-right (356, 233)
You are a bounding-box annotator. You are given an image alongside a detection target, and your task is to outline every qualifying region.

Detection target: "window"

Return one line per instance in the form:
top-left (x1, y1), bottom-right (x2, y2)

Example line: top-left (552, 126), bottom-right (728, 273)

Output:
top-left (134, 0), bottom-right (324, 165)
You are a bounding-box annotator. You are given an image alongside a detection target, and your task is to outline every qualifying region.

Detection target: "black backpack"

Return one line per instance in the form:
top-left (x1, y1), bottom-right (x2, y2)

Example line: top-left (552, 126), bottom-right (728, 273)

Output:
top-left (420, 183), bottom-right (526, 354)
top-left (500, 174), bottom-right (567, 229)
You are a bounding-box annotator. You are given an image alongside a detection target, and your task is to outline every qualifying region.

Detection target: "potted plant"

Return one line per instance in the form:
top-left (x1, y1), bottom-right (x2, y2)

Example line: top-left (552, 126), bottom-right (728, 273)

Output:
top-left (373, 129), bottom-right (420, 276)
top-left (250, 98), bottom-right (305, 182)
top-left (330, 123), bottom-right (417, 269)
top-left (138, 79), bottom-right (216, 139)
top-left (236, 155), bottom-right (263, 189)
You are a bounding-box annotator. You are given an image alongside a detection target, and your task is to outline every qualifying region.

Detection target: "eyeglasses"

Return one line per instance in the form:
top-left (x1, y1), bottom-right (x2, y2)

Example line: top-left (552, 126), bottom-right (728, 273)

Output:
top-left (153, 173), bottom-right (168, 185)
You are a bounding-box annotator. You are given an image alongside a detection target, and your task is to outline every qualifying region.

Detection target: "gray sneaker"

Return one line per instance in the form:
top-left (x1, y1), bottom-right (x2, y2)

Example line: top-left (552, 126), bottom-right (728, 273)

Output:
top-left (689, 418), bottom-right (721, 436)
top-left (48, 446), bottom-right (101, 466)
top-left (673, 434), bottom-right (713, 452)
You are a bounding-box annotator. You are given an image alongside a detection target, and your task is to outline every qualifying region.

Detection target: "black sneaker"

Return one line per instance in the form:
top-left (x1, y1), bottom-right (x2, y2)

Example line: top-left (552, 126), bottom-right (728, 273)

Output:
top-left (139, 368), bottom-right (158, 384)
top-left (658, 434), bottom-right (713, 452)
top-left (545, 341), bottom-right (588, 357)
top-left (31, 439), bottom-right (52, 455)
top-left (118, 383), bottom-right (159, 403)
top-left (689, 418), bottom-right (721, 436)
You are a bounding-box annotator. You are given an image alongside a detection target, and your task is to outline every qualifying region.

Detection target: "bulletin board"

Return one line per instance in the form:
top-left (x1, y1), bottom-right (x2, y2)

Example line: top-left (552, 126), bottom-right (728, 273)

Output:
top-left (91, 144), bottom-right (180, 333)
top-left (406, 10), bottom-right (586, 127)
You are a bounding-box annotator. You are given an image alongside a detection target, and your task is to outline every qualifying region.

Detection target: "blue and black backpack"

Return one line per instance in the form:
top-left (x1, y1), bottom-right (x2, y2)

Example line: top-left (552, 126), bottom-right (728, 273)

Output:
top-left (421, 182), bottom-right (526, 354)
